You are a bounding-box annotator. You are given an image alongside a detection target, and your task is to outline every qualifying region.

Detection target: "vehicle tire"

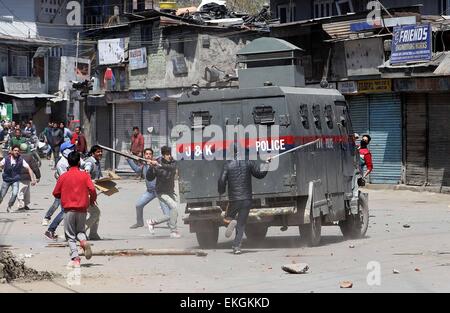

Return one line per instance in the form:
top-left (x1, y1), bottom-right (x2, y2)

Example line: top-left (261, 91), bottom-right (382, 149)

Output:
top-left (339, 192), bottom-right (369, 239)
top-left (196, 226), bottom-right (219, 249)
top-left (299, 211), bottom-right (322, 247)
top-left (245, 224), bottom-right (268, 242)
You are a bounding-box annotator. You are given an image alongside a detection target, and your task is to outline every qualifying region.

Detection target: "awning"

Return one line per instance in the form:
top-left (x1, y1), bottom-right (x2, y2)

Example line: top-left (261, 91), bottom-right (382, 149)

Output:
top-left (0, 92), bottom-right (56, 99)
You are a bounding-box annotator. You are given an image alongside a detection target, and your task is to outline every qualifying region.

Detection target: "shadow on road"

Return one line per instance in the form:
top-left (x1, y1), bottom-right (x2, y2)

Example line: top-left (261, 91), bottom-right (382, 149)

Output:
top-left (190, 235), bottom-right (347, 251)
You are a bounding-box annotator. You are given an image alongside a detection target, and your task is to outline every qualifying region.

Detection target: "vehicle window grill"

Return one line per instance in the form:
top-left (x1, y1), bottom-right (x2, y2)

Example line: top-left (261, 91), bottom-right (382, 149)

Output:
top-left (252, 106), bottom-right (275, 125)
top-left (190, 111), bottom-right (212, 129)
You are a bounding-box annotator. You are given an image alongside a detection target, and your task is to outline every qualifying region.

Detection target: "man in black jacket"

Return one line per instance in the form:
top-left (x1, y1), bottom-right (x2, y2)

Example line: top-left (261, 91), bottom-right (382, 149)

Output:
top-left (218, 144), bottom-right (270, 254)
top-left (146, 146), bottom-right (180, 238)
top-left (18, 143), bottom-right (41, 211)
top-left (50, 122), bottom-right (64, 168)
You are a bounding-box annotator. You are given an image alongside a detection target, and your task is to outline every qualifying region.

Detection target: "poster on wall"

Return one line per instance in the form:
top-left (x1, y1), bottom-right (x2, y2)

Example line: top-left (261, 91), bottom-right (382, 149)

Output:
top-left (391, 24), bottom-right (432, 64)
top-left (129, 47), bottom-right (148, 70)
top-left (98, 38), bottom-right (126, 65)
top-left (0, 103), bottom-right (12, 121)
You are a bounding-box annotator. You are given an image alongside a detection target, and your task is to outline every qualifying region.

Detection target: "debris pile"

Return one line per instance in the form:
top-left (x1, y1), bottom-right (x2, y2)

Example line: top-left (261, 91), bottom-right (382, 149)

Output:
top-left (174, 0), bottom-right (277, 30)
top-left (0, 250), bottom-right (56, 283)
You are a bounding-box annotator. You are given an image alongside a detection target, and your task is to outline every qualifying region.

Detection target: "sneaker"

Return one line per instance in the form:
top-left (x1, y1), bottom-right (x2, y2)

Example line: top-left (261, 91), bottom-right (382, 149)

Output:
top-left (6, 206), bottom-right (11, 213)
top-left (24, 206), bottom-right (30, 211)
top-left (225, 220), bottom-right (237, 238)
top-left (80, 240), bottom-right (92, 260)
top-left (146, 219), bottom-right (156, 234)
top-left (233, 246), bottom-right (242, 255)
top-left (170, 231), bottom-right (181, 239)
top-left (42, 218), bottom-right (50, 226)
top-left (44, 231), bottom-right (58, 241)
top-left (130, 223), bottom-right (144, 229)
top-left (66, 257), bottom-right (81, 269)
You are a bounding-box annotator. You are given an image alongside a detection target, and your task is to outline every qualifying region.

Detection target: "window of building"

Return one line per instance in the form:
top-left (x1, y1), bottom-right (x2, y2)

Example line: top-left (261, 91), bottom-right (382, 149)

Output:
top-left (441, 0), bottom-right (450, 14)
top-left (49, 47), bottom-right (63, 57)
top-left (11, 55), bottom-right (28, 77)
top-left (314, 0), bottom-right (334, 18)
top-left (335, 0), bottom-right (354, 16)
top-left (277, 4), bottom-right (296, 23)
top-left (141, 24), bottom-right (153, 44)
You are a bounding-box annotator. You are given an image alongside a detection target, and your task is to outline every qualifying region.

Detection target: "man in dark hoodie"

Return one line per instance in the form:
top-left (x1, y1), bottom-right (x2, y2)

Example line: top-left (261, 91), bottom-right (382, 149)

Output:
top-left (50, 122), bottom-right (64, 167)
top-left (17, 143), bottom-right (41, 211)
top-left (146, 146), bottom-right (180, 238)
top-left (218, 144), bottom-right (270, 254)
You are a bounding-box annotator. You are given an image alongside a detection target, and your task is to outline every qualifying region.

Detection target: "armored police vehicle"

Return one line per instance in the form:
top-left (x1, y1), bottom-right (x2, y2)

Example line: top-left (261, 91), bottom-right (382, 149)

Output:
top-left (176, 38), bottom-right (369, 248)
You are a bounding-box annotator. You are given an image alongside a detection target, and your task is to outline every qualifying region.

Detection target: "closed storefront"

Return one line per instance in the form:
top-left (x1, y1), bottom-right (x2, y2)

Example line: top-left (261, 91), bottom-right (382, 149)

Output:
top-left (405, 94), bottom-right (427, 185)
top-left (349, 93), bottom-right (402, 184)
top-left (428, 94), bottom-right (450, 186)
top-left (405, 93), bottom-right (450, 187)
top-left (109, 90), bottom-right (178, 172)
top-left (114, 102), bottom-right (141, 171)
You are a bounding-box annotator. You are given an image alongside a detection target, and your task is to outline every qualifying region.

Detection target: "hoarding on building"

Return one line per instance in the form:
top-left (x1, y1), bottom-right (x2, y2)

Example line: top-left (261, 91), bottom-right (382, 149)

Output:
top-left (98, 38), bottom-right (126, 65)
top-left (391, 24), bottom-right (432, 65)
top-left (357, 79), bottom-right (391, 93)
top-left (3, 77), bottom-right (44, 94)
top-left (129, 47), bottom-right (148, 70)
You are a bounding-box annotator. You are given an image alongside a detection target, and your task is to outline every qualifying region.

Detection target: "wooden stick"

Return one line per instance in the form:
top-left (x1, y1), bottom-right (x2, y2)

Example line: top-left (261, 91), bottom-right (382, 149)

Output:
top-left (79, 249), bottom-right (207, 257)
top-left (267, 139), bottom-right (320, 161)
top-left (98, 144), bottom-right (147, 163)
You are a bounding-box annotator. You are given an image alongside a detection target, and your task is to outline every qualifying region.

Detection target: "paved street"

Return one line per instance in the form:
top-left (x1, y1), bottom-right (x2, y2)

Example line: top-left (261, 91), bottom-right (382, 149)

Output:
top-left (1, 160), bottom-right (450, 293)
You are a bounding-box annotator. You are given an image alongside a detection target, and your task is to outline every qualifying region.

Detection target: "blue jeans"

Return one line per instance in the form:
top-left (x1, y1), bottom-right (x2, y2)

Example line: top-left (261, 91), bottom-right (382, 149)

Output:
top-left (45, 198), bottom-right (61, 220)
top-left (0, 181), bottom-right (19, 207)
top-left (48, 207), bottom-right (64, 233)
top-left (135, 190), bottom-right (170, 225)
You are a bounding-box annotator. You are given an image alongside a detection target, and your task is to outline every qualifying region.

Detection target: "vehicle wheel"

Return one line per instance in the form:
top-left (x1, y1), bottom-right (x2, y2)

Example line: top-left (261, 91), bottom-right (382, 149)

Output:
top-left (245, 224), bottom-right (268, 242)
top-left (196, 226), bottom-right (219, 249)
top-left (339, 193), bottom-right (369, 239)
top-left (299, 211), bottom-right (322, 247)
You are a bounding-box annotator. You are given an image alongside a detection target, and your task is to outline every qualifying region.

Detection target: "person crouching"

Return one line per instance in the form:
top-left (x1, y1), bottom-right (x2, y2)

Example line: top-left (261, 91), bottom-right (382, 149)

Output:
top-left (52, 152), bottom-right (96, 268)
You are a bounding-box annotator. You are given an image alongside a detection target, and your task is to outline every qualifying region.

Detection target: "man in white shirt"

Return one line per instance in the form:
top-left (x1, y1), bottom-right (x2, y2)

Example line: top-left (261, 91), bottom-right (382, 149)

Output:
top-left (0, 145), bottom-right (36, 212)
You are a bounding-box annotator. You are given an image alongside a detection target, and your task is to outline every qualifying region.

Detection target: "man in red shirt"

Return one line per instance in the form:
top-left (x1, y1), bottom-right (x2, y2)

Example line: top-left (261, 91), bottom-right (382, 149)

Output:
top-left (73, 127), bottom-right (87, 154)
top-left (130, 126), bottom-right (144, 157)
top-left (359, 134), bottom-right (373, 181)
top-left (53, 151), bottom-right (97, 268)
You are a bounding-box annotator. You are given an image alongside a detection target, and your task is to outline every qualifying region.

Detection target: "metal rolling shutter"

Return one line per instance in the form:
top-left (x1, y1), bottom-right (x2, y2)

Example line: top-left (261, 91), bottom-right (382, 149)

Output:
top-left (348, 95), bottom-right (369, 136)
top-left (114, 103), bottom-right (142, 171)
top-left (428, 94), bottom-right (450, 186)
top-left (405, 94), bottom-right (427, 186)
top-left (142, 101), bottom-right (169, 157)
top-left (368, 94), bottom-right (402, 184)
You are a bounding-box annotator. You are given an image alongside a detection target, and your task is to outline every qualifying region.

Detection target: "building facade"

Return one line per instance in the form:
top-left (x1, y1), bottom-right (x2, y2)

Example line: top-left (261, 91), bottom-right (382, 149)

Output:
top-left (271, 0), bottom-right (447, 23)
top-left (83, 10), bottom-right (262, 171)
top-left (270, 6), bottom-right (450, 189)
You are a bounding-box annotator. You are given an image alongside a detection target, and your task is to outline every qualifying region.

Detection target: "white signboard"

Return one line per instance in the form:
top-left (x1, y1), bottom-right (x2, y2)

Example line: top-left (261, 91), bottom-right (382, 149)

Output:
top-left (338, 81), bottom-right (358, 94)
top-left (98, 38), bottom-right (126, 65)
top-left (129, 47), bottom-right (148, 70)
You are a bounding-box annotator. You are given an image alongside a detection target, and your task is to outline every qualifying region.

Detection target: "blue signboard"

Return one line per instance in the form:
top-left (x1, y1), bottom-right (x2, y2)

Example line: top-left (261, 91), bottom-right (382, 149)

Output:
top-left (391, 24), bottom-right (432, 64)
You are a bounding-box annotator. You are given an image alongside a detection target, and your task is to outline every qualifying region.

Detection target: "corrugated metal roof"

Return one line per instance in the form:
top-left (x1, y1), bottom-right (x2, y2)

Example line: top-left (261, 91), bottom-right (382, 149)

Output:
top-left (237, 37), bottom-right (302, 55)
top-left (0, 92), bottom-right (56, 99)
top-left (322, 18), bottom-right (373, 40)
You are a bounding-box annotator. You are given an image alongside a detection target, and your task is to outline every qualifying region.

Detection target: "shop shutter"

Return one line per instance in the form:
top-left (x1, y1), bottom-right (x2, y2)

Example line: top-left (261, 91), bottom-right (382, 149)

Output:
top-left (142, 101), bottom-right (169, 157)
top-left (348, 95), bottom-right (369, 136)
top-left (428, 94), bottom-right (450, 186)
top-left (405, 94), bottom-right (427, 186)
top-left (114, 103), bottom-right (142, 171)
top-left (368, 94), bottom-right (402, 184)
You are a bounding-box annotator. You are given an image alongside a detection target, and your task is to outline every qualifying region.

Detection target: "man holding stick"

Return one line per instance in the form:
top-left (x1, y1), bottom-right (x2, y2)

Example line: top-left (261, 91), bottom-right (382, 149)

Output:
top-left (127, 148), bottom-right (170, 229)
